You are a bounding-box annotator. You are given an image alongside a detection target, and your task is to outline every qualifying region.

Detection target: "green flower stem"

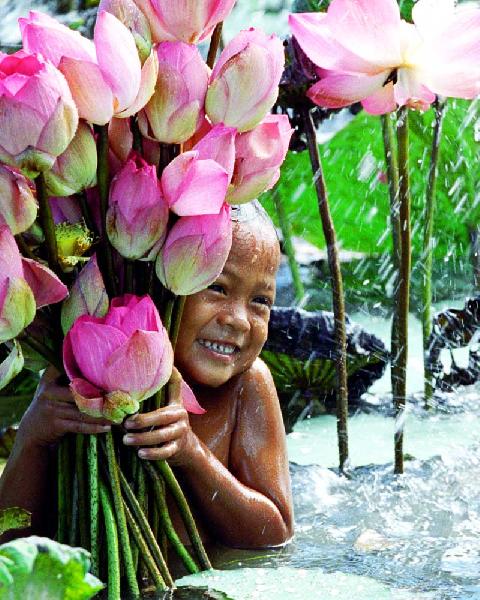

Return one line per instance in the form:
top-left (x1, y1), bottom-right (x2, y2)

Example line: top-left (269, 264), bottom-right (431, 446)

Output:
top-left (154, 460), bottom-right (211, 570)
top-left (96, 124), bottom-right (117, 298)
top-left (142, 461), bottom-right (199, 574)
top-left (272, 189), bottom-right (304, 303)
top-left (75, 434), bottom-right (88, 549)
top-left (380, 114), bottom-right (401, 378)
top-left (104, 432), bottom-right (139, 597)
top-left (36, 173), bottom-right (61, 277)
top-left (18, 332), bottom-right (64, 373)
top-left (170, 296), bottom-right (186, 350)
top-left (207, 22), bottom-right (223, 69)
top-left (132, 455), bottom-right (147, 575)
top-left (79, 192), bottom-right (97, 236)
top-left (87, 435), bottom-right (99, 577)
top-left (118, 469), bottom-right (173, 587)
top-left (99, 481), bottom-right (121, 600)
top-left (131, 116), bottom-right (143, 155)
top-left (123, 498), bottom-right (168, 592)
top-left (56, 439), bottom-right (69, 543)
top-left (68, 468), bottom-right (79, 546)
top-left (301, 106), bottom-right (349, 473)
top-left (422, 100), bottom-right (445, 406)
top-left (124, 260), bottom-right (135, 295)
top-left (15, 234), bottom-right (36, 260)
top-left (393, 107), bottom-right (411, 475)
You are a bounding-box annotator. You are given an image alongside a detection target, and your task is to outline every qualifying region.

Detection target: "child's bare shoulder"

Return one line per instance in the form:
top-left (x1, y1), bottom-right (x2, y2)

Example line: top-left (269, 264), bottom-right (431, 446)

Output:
top-left (234, 358), bottom-right (282, 425)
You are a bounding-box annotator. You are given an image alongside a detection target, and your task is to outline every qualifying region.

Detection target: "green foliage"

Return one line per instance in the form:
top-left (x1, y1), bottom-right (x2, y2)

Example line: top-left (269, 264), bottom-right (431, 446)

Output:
top-left (263, 99), bottom-right (479, 266)
top-left (0, 509), bottom-right (30, 536)
top-left (0, 536), bottom-right (103, 599)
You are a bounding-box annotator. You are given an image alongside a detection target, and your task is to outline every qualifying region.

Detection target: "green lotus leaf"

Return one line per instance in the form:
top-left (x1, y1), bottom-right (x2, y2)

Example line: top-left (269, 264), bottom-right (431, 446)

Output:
top-left (0, 536), bottom-right (104, 599)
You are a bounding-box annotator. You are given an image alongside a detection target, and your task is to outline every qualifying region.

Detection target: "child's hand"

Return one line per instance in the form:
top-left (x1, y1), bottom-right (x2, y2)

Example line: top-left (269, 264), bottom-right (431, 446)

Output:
top-left (17, 366), bottom-right (112, 448)
top-left (122, 367), bottom-right (196, 465)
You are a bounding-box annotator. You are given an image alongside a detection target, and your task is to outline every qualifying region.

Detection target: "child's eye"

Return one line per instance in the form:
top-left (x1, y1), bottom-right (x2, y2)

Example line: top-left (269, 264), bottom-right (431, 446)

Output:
top-left (207, 283), bottom-right (226, 294)
top-left (253, 296), bottom-right (272, 308)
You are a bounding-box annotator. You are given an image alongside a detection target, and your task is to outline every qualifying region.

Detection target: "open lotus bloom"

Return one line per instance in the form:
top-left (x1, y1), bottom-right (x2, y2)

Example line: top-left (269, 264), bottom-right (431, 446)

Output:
top-left (133, 0), bottom-right (236, 44)
top-left (0, 50), bottom-right (78, 175)
top-left (0, 226), bottom-right (68, 343)
top-left (155, 204), bottom-right (232, 295)
top-left (106, 154), bottom-right (168, 260)
top-left (63, 294), bottom-right (173, 423)
top-left (289, 0), bottom-right (480, 115)
top-left (161, 150), bottom-right (230, 216)
top-left (227, 114), bottom-right (293, 204)
top-left (138, 42), bottom-right (210, 144)
top-left (205, 28), bottom-right (285, 133)
top-left (20, 10), bottom-right (158, 125)
top-left (0, 165), bottom-right (37, 235)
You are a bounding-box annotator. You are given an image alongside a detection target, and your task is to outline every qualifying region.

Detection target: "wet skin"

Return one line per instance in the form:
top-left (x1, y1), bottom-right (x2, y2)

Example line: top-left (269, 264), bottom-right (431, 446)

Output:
top-left (0, 220), bottom-right (294, 549)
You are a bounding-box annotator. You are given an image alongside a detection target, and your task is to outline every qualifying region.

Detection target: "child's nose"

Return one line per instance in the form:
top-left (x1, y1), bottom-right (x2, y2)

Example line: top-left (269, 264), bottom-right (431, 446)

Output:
top-left (217, 303), bottom-right (250, 334)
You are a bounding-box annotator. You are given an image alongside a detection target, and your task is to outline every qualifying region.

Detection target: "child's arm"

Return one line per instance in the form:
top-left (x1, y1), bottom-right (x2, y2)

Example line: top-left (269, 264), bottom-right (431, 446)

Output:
top-left (0, 367), bottom-right (111, 541)
top-left (124, 362), bottom-right (294, 548)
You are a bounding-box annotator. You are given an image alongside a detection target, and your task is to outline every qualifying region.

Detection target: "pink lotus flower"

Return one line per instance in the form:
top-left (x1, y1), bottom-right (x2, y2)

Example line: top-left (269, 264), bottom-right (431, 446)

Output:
top-left (20, 10), bottom-right (158, 125)
top-left (61, 254), bottom-right (109, 334)
top-left (289, 0), bottom-right (480, 115)
top-left (133, 0), bottom-right (236, 44)
top-left (0, 165), bottom-right (37, 235)
top-left (155, 204), bottom-right (232, 295)
top-left (193, 124), bottom-right (236, 184)
top-left (138, 42), bottom-right (210, 144)
top-left (44, 121), bottom-right (97, 197)
top-left (0, 225), bottom-right (68, 343)
top-left (106, 154), bottom-right (168, 260)
top-left (205, 28), bottom-right (285, 133)
top-left (63, 294), bottom-right (173, 422)
top-left (161, 149), bottom-right (230, 216)
top-left (98, 0), bottom-right (152, 62)
top-left (0, 50), bottom-right (78, 175)
top-left (227, 114), bottom-right (293, 204)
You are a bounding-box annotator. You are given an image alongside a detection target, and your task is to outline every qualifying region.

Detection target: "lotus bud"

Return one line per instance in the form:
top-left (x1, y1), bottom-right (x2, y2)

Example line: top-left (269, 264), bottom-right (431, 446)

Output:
top-left (206, 29), bottom-right (284, 133)
top-left (134, 0), bottom-right (236, 44)
top-left (43, 122), bottom-right (97, 197)
top-left (161, 151), bottom-right (229, 216)
top-left (156, 204), bottom-right (232, 295)
top-left (0, 226), bottom-right (67, 343)
top-left (0, 165), bottom-right (37, 235)
top-left (61, 255), bottom-right (109, 334)
top-left (138, 42), bottom-right (210, 144)
top-left (0, 50), bottom-right (78, 176)
top-left (227, 114), bottom-right (293, 204)
top-left (0, 341), bottom-right (24, 392)
top-left (193, 124), bottom-right (236, 184)
top-left (106, 154), bottom-right (168, 260)
top-left (63, 294), bottom-right (173, 422)
top-left (98, 0), bottom-right (152, 63)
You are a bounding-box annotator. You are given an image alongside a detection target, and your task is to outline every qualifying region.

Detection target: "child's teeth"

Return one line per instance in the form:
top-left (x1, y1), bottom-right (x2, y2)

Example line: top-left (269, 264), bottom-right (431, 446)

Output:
top-left (200, 340), bottom-right (236, 355)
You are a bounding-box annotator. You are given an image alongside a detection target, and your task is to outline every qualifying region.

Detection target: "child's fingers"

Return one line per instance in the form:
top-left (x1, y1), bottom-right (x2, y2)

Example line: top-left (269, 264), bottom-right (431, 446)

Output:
top-left (123, 421), bottom-right (186, 447)
top-left (42, 383), bottom-right (74, 404)
top-left (53, 403), bottom-right (112, 426)
top-left (137, 441), bottom-right (179, 461)
top-left (124, 406), bottom-right (185, 430)
top-left (55, 418), bottom-right (111, 436)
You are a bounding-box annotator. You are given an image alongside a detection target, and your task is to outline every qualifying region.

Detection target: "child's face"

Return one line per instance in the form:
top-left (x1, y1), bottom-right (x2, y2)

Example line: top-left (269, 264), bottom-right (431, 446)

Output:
top-left (175, 221), bottom-right (280, 388)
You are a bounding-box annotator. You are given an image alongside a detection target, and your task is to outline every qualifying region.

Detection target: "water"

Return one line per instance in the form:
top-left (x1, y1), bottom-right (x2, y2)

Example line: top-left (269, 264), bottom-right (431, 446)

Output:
top-left (178, 314), bottom-right (480, 599)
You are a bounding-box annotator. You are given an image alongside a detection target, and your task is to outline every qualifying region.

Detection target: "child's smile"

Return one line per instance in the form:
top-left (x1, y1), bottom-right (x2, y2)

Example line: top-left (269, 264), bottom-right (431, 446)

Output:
top-left (175, 220), bottom-right (280, 388)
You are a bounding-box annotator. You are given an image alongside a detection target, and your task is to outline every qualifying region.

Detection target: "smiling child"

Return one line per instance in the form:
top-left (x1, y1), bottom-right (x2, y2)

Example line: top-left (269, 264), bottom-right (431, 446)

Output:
top-left (0, 202), bottom-right (294, 550)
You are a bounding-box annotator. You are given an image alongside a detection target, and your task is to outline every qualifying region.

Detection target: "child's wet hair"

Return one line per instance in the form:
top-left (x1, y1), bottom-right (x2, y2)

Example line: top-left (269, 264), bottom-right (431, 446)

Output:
top-left (230, 201), bottom-right (279, 241)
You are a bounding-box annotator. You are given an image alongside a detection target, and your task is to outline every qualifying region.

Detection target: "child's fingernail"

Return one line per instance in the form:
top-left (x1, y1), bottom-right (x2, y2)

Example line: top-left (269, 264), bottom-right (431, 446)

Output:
top-left (101, 426), bottom-right (111, 432)
top-left (123, 434), bottom-right (134, 445)
top-left (138, 449), bottom-right (148, 459)
top-left (124, 418), bottom-right (136, 429)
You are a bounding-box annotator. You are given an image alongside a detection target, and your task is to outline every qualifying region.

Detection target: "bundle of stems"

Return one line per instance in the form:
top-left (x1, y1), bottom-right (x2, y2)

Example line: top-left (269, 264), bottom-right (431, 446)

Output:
top-left (34, 122), bottom-right (213, 597)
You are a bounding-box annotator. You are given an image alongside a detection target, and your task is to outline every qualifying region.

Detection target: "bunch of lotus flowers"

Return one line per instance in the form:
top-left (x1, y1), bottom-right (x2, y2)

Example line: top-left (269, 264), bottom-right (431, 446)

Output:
top-left (0, 0), bottom-right (292, 595)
